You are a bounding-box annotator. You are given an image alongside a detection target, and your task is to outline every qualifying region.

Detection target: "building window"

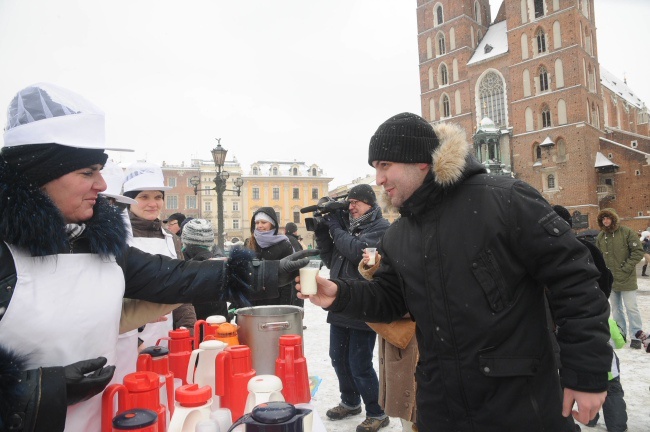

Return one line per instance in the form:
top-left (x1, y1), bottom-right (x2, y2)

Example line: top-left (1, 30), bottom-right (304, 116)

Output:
top-left (312, 188), bottom-right (319, 199)
top-left (539, 66), bottom-right (549, 92)
top-left (204, 201), bottom-right (211, 212)
top-left (534, 0), bottom-right (544, 18)
top-left (438, 33), bottom-right (446, 55)
top-left (635, 170), bottom-right (641, 176)
top-left (436, 5), bottom-right (443, 25)
top-left (272, 187), bottom-right (280, 200)
top-left (204, 188), bottom-right (211, 195)
top-left (166, 195), bottom-right (178, 209)
top-left (557, 138), bottom-right (566, 159)
top-left (631, 140), bottom-right (638, 148)
top-left (478, 71), bottom-right (507, 127)
top-left (311, 168), bottom-right (317, 176)
top-left (232, 201), bottom-right (239, 211)
top-left (292, 167), bottom-right (298, 175)
top-left (168, 177), bottom-right (177, 187)
top-left (293, 211), bottom-right (300, 224)
top-left (233, 219), bottom-right (239, 229)
top-left (547, 174), bottom-right (555, 189)
top-left (442, 95), bottom-right (450, 118)
top-left (536, 29), bottom-right (547, 53)
top-left (252, 167), bottom-right (259, 175)
top-left (275, 211), bottom-right (281, 222)
top-left (293, 188), bottom-right (299, 199)
top-left (253, 187), bottom-right (260, 200)
top-left (474, 1), bottom-right (481, 24)
top-left (186, 196), bottom-right (197, 209)
top-left (272, 167), bottom-right (278, 176)
top-left (440, 63), bottom-right (448, 86)
top-left (541, 105), bottom-right (552, 128)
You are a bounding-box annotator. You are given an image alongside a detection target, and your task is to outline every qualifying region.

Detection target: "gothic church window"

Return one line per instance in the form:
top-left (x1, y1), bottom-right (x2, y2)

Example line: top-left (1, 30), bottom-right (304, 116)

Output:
top-left (521, 0), bottom-right (528, 24)
top-left (552, 21), bottom-right (562, 49)
top-left (534, 0), bottom-right (545, 18)
top-left (478, 71), bottom-right (507, 127)
top-left (541, 104), bottom-right (552, 128)
top-left (428, 67), bottom-right (434, 90)
top-left (438, 32), bottom-right (446, 55)
top-left (539, 66), bottom-right (549, 92)
top-left (536, 29), bottom-right (547, 54)
top-left (557, 99), bottom-right (567, 124)
top-left (441, 94), bottom-right (450, 118)
top-left (436, 5), bottom-right (444, 25)
top-left (521, 33), bottom-right (529, 60)
top-left (556, 138), bottom-right (566, 160)
top-left (555, 59), bottom-right (565, 88)
top-left (523, 69), bottom-right (531, 97)
top-left (440, 63), bottom-right (448, 86)
top-left (474, 1), bottom-right (482, 25)
top-left (426, 37), bottom-right (433, 59)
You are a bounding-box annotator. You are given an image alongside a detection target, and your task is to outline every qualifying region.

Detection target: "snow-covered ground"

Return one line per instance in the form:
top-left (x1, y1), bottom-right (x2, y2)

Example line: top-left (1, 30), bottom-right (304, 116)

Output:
top-left (303, 264), bottom-right (650, 431)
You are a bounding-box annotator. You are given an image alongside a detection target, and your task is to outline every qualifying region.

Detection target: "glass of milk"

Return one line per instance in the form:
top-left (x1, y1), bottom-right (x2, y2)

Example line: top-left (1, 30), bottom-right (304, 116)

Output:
top-left (299, 260), bottom-right (321, 295)
top-left (365, 248), bottom-right (377, 266)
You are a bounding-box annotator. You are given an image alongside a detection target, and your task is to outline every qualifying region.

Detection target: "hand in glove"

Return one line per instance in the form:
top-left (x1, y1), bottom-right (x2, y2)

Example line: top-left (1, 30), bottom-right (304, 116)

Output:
top-left (278, 249), bottom-right (320, 285)
top-left (323, 214), bottom-right (343, 234)
top-left (64, 357), bottom-right (115, 405)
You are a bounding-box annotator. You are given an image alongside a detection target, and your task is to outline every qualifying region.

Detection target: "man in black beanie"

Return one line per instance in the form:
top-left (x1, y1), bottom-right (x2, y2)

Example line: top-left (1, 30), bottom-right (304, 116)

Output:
top-left (314, 183), bottom-right (390, 432)
top-left (299, 113), bottom-right (613, 432)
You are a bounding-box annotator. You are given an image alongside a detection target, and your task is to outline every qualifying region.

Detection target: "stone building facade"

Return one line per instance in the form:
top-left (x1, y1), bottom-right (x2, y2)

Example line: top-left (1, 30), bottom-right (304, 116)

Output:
top-left (416, 0), bottom-right (649, 231)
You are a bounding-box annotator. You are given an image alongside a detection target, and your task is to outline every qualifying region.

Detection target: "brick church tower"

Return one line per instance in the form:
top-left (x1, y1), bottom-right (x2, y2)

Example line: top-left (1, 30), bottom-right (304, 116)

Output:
top-left (416, 0), bottom-right (650, 231)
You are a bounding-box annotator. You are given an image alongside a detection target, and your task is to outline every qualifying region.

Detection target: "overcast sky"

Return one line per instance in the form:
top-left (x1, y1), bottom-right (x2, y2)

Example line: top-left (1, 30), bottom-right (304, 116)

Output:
top-left (0, 0), bottom-right (647, 187)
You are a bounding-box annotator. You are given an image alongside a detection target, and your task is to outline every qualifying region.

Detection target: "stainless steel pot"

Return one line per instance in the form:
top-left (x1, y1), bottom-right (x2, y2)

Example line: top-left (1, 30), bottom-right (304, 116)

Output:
top-left (235, 305), bottom-right (304, 375)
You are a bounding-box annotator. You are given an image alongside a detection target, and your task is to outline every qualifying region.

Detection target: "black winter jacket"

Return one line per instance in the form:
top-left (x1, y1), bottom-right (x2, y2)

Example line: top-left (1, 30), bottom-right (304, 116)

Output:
top-left (316, 205), bottom-right (390, 331)
top-left (327, 123), bottom-right (612, 431)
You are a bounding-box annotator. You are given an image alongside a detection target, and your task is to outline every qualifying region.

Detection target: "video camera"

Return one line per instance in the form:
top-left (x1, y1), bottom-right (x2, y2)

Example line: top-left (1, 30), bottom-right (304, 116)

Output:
top-left (300, 194), bottom-right (349, 232)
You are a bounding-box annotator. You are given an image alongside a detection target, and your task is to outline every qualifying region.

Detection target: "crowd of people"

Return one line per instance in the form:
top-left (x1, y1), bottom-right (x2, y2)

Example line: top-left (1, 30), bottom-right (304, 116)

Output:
top-left (0, 83), bottom-right (647, 432)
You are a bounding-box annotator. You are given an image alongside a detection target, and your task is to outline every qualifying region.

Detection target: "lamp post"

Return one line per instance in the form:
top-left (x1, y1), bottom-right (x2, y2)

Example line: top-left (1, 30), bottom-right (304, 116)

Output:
top-left (190, 139), bottom-right (244, 250)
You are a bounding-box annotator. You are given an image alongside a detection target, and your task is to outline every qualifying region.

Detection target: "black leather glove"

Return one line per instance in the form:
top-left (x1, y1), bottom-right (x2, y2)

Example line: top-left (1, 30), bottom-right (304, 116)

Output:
top-left (278, 249), bottom-right (320, 285)
top-left (64, 357), bottom-right (115, 406)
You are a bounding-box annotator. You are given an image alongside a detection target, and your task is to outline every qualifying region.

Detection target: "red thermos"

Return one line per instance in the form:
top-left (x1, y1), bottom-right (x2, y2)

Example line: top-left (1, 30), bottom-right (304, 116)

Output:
top-left (275, 335), bottom-right (311, 405)
top-left (137, 346), bottom-right (176, 417)
top-left (112, 409), bottom-right (159, 432)
top-left (102, 371), bottom-right (167, 432)
top-left (157, 328), bottom-right (193, 386)
top-left (216, 345), bottom-right (256, 422)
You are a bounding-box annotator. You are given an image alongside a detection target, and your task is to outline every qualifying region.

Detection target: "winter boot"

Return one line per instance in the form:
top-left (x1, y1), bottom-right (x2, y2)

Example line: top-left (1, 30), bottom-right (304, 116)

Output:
top-left (326, 404), bottom-right (362, 420)
top-left (356, 416), bottom-right (390, 432)
top-left (642, 264), bottom-right (648, 276)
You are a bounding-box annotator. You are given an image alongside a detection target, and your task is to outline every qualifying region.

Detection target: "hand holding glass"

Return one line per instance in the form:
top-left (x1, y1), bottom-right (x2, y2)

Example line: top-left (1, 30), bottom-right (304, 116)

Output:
top-left (299, 260), bottom-right (321, 295)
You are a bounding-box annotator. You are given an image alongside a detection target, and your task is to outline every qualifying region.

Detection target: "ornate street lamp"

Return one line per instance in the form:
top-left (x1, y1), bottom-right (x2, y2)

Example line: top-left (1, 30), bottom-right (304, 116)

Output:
top-left (190, 139), bottom-right (243, 250)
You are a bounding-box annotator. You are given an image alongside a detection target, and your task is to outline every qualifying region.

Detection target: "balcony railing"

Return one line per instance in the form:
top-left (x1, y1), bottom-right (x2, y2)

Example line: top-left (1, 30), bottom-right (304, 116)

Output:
top-left (597, 184), bottom-right (615, 199)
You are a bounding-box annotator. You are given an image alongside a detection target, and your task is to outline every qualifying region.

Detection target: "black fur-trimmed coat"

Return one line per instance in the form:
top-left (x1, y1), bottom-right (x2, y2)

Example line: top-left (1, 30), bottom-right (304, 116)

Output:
top-left (0, 156), bottom-right (259, 431)
top-left (327, 123), bottom-right (612, 431)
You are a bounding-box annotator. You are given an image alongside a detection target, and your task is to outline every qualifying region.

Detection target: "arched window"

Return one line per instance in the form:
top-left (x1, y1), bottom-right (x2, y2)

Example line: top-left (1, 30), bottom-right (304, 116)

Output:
top-left (521, 33), bottom-right (529, 60)
top-left (587, 64), bottom-right (596, 92)
top-left (452, 58), bottom-right (459, 81)
top-left (311, 168), bottom-right (317, 176)
top-left (591, 102), bottom-right (598, 127)
top-left (436, 5), bottom-right (444, 25)
top-left (272, 167), bottom-right (278, 175)
top-left (437, 32), bottom-right (446, 56)
top-left (449, 27), bottom-right (456, 50)
top-left (440, 63), bottom-right (448, 86)
top-left (523, 69), bottom-right (531, 97)
top-left (535, 144), bottom-right (542, 161)
top-left (426, 37), bottom-right (433, 59)
top-left (534, 0), bottom-right (545, 18)
top-left (441, 94), bottom-right (451, 118)
top-left (474, 1), bottom-right (481, 24)
top-left (526, 107), bottom-right (534, 131)
top-left (541, 104), bottom-right (552, 128)
top-left (547, 174), bottom-right (555, 189)
top-left (429, 98), bottom-right (436, 121)
top-left (455, 90), bottom-right (462, 115)
top-left (552, 21), bottom-right (562, 49)
top-left (536, 29), bottom-right (547, 53)
top-left (428, 67), bottom-right (434, 90)
top-left (557, 99), bottom-right (567, 124)
top-left (478, 71), bottom-right (507, 127)
top-left (555, 58), bottom-right (564, 88)
top-left (292, 167), bottom-right (298, 175)
top-left (521, 0), bottom-right (528, 24)
top-left (539, 66), bottom-right (549, 92)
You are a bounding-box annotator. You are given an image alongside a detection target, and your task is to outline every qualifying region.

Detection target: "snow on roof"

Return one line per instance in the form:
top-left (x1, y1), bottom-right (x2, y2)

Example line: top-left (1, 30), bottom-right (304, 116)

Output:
top-left (595, 151), bottom-right (618, 168)
top-left (467, 21), bottom-right (508, 66)
top-left (600, 66), bottom-right (646, 109)
top-left (249, 160), bottom-right (326, 177)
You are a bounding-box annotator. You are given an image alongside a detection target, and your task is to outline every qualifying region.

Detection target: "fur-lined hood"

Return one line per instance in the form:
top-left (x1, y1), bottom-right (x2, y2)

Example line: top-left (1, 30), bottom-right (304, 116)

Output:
top-left (597, 208), bottom-right (619, 234)
top-left (380, 122), bottom-right (484, 212)
top-left (0, 156), bottom-right (127, 258)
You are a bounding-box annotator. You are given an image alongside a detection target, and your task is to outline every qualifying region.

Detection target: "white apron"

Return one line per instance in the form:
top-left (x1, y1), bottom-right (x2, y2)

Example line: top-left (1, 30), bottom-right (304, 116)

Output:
top-left (129, 232), bottom-right (177, 349)
top-left (0, 243), bottom-right (123, 432)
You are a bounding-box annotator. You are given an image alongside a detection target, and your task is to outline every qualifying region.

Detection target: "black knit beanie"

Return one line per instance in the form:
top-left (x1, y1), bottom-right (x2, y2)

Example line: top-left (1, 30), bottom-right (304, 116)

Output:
top-left (368, 112), bottom-right (439, 166)
top-left (348, 184), bottom-right (377, 206)
top-left (1, 143), bottom-right (108, 187)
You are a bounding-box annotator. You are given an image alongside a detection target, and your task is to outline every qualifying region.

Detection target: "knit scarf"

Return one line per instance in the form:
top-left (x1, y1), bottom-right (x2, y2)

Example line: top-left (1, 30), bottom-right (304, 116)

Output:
top-left (254, 229), bottom-right (289, 249)
top-left (349, 205), bottom-right (380, 234)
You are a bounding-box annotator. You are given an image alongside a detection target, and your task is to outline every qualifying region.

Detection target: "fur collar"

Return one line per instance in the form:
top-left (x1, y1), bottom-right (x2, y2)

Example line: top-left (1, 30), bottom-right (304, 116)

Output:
top-left (0, 157), bottom-right (128, 258)
top-left (597, 208), bottom-right (619, 234)
top-left (379, 122), bottom-right (484, 214)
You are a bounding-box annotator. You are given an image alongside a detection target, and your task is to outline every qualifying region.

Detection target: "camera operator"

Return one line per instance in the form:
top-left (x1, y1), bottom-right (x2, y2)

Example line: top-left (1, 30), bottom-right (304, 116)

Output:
top-left (315, 184), bottom-right (391, 432)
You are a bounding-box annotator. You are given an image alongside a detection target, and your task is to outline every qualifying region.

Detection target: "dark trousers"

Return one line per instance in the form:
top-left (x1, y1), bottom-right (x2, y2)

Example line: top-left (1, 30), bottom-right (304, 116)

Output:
top-left (588, 376), bottom-right (627, 432)
top-left (329, 324), bottom-right (384, 417)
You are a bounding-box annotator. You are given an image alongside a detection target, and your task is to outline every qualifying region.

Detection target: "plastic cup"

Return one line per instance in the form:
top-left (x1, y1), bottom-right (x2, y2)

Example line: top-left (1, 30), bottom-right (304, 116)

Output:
top-left (366, 248), bottom-right (377, 266)
top-left (299, 260), bottom-right (321, 296)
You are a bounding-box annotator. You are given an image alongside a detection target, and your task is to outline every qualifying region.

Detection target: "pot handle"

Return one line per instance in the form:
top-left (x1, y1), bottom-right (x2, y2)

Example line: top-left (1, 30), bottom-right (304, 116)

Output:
top-left (259, 321), bottom-right (290, 331)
